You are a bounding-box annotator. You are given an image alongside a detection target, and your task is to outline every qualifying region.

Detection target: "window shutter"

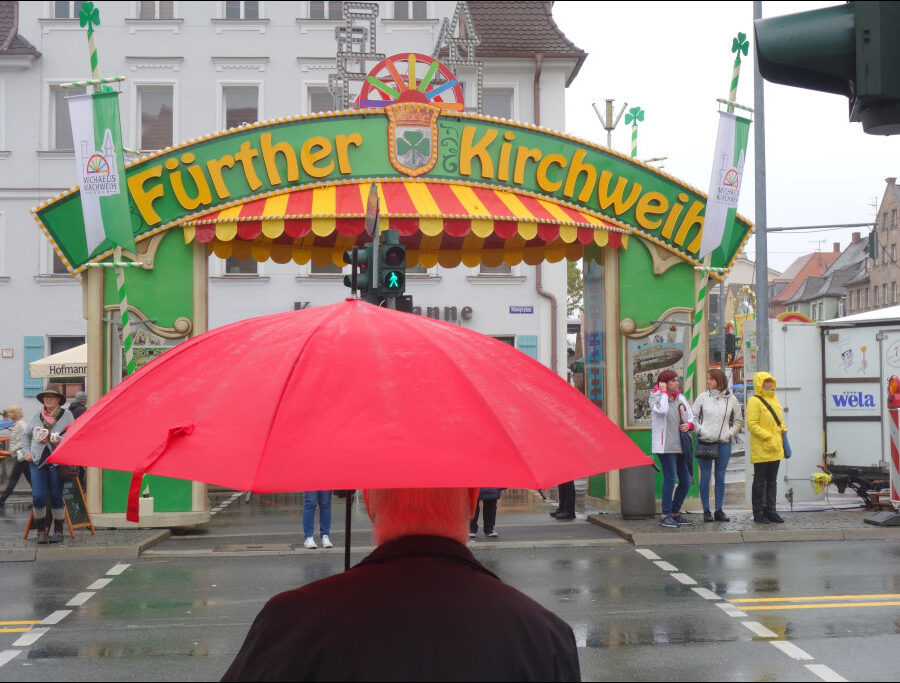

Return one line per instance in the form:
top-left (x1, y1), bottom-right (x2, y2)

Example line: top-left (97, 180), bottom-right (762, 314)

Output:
top-left (24, 336), bottom-right (44, 397)
top-left (516, 335), bottom-right (538, 360)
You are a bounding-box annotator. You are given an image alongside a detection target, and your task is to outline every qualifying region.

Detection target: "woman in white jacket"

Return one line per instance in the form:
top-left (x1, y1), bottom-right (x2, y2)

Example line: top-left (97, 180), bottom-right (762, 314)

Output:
top-left (649, 369), bottom-right (695, 529)
top-left (692, 369), bottom-right (743, 522)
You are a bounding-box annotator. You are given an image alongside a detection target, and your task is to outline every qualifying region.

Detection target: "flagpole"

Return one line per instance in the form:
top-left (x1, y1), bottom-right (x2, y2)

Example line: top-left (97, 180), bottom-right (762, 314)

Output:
top-left (78, 1), bottom-right (136, 378)
top-left (685, 32), bottom-right (749, 402)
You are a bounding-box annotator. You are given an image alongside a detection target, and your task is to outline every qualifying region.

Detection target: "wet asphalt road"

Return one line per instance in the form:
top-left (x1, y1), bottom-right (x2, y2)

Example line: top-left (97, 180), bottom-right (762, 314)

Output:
top-left (0, 492), bottom-right (898, 681)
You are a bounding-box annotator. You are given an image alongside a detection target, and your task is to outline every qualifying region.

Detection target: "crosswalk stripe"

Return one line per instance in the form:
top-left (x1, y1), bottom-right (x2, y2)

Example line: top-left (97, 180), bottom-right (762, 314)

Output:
top-left (0, 651), bottom-right (19, 668)
top-left (771, 641), bottom-right (813, 660)
top-left (733, 593), bottom-right (900, 603)
top-left (805, 664), bottom-right (848, 682)
top-left (740, 601), bottom-right (900, 611)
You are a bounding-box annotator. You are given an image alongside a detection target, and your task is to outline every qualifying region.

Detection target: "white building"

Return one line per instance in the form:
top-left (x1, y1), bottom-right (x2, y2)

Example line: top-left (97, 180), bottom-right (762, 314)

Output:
top-left (0, 1), bottom-right (586, 406)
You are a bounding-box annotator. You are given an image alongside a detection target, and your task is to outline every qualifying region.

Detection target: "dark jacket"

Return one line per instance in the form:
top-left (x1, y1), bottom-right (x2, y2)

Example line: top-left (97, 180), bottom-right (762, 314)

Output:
top-left (478, 488), bottom-right (503, 501)
top-left (221, 535), bottom-right (580, 682)
top-left (70, 403), bottom-right (87, 419)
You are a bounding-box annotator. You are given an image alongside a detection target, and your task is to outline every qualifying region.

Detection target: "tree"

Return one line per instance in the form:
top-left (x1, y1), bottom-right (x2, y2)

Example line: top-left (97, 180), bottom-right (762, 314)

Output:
top-left (567, 261), bottom-right (583, 317)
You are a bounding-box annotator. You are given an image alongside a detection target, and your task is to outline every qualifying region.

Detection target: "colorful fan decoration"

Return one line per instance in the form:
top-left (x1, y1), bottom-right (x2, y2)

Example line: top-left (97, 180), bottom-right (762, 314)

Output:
top-left (357, 53), bottom-right (465, 111)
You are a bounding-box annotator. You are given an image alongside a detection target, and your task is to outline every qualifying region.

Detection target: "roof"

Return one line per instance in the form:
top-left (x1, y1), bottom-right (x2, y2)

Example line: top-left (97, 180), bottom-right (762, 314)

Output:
top-left (823, 235), bottom-right (869, 276)
top-left (784, 276), bottom-right (824, 305)
top-left (845, 260), bottom-right (870, 286)
top-left (462, 2), bottom-right (587, 86)
top-left (773, 251), bottom-right (841, 303)
top-left (0, 2), bottom-right (39, 56)
top-left (825, 304), bottom-right (900, 324)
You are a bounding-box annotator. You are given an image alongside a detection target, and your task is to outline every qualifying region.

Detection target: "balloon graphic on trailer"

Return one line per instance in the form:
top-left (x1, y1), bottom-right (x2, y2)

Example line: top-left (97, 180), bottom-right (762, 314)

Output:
top-left (357, 52), bottom-right (465, 111)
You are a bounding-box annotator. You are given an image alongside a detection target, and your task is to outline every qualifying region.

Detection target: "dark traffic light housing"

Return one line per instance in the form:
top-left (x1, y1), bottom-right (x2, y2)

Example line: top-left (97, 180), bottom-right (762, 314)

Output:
top-left (377, 230), bottom-right (406, 299)
top-left (343, 243), bottom-right (374, 297)
top-left (755, 2), bottom-right (900, 135)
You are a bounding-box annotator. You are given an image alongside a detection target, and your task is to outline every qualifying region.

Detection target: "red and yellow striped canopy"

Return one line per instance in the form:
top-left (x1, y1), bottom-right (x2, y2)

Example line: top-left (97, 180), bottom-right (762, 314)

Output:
top-left (181, 179), bottom-right (628, 268)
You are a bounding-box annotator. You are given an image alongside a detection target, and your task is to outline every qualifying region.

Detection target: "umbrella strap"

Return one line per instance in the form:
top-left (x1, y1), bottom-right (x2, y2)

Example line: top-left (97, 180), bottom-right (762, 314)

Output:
top-left (126, 424), bottom-right (194, 523)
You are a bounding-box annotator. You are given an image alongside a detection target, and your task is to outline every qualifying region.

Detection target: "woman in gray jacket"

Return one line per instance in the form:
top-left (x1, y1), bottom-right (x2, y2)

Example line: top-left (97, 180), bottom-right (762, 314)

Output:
top-left (21, 385), bottom-right (74, 544)
top-left (0, 405), bottom-right (30, 509)
top-left (692, 369), bottom-right (743, 522)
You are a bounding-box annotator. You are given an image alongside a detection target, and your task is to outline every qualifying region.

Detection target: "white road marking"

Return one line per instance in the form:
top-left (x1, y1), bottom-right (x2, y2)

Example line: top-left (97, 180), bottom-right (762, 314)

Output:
top-left (671, 573), bottom-right (696, 585)
top-left (0, 650), bottom-right (19, 668)
top-left (742, 621), bottom-right (778, 638)
top-left (691, 587), bottom-right (720, 600)
top-left (635, 549), bottom-right (660, 560)
top-left (66, 592), bottom-right (95, 607)
top-left (41, 611), bottom-right (71, 625)
top-left (210, 492), bottom-right (242, 516)
top-left (805, 664), bottom-right (848, 682)
top-left (716, 602), bottom-right (747, 618)
top-left (106, 563), bottom-right (130, 576)
top-left (12, 628), bottom-right (48, 647)
top-left (654, 561), bottom-right (678, 571)
top-left (771, 641), bottom-right (814, 661)
top-left (86, 578), bottom-right (112, 591)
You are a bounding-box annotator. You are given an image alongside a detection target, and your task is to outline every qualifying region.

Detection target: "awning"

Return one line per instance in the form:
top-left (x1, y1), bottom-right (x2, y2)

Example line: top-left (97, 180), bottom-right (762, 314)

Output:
top-left (29, 344), bottom-right (87, 379)
top-left (181, 180), bottom-right (629, 268)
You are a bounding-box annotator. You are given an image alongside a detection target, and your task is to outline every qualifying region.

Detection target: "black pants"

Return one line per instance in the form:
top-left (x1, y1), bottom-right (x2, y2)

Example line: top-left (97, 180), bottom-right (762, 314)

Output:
top-left (752, 460), bottom-right (780, 514)
top-left (557, 481), bottom-right (576, 516)
top-left (0, 460), bottom-right (32, 505)
top-left (470, 499), bottom-right (497, 534)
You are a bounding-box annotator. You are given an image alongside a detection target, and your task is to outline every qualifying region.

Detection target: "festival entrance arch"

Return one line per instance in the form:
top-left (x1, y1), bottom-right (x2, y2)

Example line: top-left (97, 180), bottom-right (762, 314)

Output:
top-left (33, 103), bottom-right (752, 526)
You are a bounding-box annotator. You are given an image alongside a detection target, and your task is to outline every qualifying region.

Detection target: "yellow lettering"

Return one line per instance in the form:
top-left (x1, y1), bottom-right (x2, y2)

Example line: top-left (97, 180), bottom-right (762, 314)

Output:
top-left (206, 155), bottom-right (235, 200)
top-left (233, 141), bottom-right (263, 191)
top-left (563, 150), bottom-right (597, 203)
top-left (335, 133), bottom-right (362, 174)
top-left (513, 147), bottom-right (542, 185)
top-left (498, 131), bottom-right (514, 182)
top-left (634, 192), bottom-right (669, 231)
top-left (460, 126), bottom-right (496, 178)
top-left (674, 201), bottom-right (705, 252)
top-left (127, 165), bottom-right (165, 225)
top-left (661, 193), bottom-right (689, 239)
top-left (260, 133), bottom-right (299, 186)
top-left (301, 136), bottom-right (334, 178)
top-left (170, 153), bottom-right (212, 211)
top-left (597, 171), bottom-right (642, 215)
top-left (536, 153), bottom-right (567, 193)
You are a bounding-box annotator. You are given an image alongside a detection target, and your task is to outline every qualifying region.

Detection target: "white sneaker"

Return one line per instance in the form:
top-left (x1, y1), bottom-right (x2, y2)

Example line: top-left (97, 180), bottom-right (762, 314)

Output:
top-left (321, 535), bottom-right (333, 549)
top-left (303, 536), bottom-right (317, 549)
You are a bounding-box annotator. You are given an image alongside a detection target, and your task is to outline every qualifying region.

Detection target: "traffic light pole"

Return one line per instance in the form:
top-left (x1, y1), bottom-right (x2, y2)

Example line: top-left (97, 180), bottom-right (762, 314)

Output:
top-left (753, 0), bottom-right (770, 373)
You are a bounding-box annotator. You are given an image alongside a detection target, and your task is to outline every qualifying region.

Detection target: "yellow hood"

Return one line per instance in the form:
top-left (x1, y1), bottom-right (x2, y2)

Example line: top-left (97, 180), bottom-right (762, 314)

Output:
top-left (753, 371), bottom-right (777, 399)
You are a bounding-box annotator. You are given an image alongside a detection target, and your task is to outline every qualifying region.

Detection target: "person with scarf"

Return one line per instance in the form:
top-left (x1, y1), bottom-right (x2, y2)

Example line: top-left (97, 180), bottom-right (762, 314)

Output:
top-left (20, 385), bottom-right (74, 544)
top-left (649, 369), bottom-right (695, 529)
top-left (0, 405), bottom-right (30, 511)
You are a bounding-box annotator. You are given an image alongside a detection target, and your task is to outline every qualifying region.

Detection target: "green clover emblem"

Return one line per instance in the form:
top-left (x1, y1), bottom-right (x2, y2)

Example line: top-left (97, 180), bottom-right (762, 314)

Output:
top-left (397, 130), bottom-right (429, 157)
top-left (624, 107), bottom-right (645, 126)
top-left (79, 1), bottom-right (101, 30)
top-left (732, 32), bottom-right (749, 61)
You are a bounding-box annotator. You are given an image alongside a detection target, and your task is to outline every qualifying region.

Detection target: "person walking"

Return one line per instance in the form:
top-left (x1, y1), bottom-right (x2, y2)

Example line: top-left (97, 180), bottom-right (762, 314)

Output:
top-left (649, 370), bottom-right (695, 529)
top-left (550, 481), bottom-right (576, 520)
top-left (302, 491), bottom-right (333, 549)
top-left (469, 488), bottom-right (502, 538)
top-left (21, 385), bottom-right (74, 544)
top-left (746, 371), bottom-right (787, 524)
top-left (692, 369), bottom-right (743, 523)
top-left (0, 405), bottom-right (30, 510)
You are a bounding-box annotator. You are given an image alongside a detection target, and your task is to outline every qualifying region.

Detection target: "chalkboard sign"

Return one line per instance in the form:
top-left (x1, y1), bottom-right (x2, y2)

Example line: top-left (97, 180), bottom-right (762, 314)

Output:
top-left (63, 479), bottom-right (94, 534)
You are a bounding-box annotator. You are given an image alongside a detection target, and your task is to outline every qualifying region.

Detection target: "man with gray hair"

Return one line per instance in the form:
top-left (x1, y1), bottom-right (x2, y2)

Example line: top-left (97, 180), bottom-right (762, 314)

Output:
top-left (222, 487), bottom-right (580, 681)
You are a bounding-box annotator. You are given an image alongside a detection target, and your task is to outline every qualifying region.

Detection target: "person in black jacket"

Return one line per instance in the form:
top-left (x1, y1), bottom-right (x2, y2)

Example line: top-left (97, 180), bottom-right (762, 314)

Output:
top-left (222, 487), bottom-right (580, 682)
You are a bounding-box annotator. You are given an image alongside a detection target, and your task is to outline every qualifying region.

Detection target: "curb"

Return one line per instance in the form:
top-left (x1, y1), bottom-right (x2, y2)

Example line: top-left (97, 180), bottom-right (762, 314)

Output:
top-left (588, 514), bottom-right (900, 545)
top-left (1, 528), bottom-right (172, 562)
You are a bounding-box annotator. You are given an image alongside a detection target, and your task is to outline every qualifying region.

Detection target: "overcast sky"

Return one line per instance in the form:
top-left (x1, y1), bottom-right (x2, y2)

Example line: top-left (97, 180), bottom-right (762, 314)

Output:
top-left (553, 1), bottom-right (900, 274)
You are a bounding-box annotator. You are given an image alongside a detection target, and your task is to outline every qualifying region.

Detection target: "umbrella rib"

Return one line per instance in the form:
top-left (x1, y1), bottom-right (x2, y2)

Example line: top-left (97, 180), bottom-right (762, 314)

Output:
top-left (390, 314), bottom-right (545, 487)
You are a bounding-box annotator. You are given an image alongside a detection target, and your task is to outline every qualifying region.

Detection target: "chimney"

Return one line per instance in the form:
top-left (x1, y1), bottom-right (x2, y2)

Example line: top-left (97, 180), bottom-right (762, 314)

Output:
top-left (887, 177), bottom-right (897, 186)
top-left (852, 232), bottom-right (861, 244)
top-left (834, 242), bottom-right (840, 252)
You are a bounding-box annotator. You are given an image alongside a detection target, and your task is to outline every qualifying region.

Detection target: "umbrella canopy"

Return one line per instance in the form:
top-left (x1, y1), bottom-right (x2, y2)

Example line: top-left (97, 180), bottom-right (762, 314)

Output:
top-left (29, 344), bottom-right (87, 379)
top-left (50, 299), bottom-right (651, 520)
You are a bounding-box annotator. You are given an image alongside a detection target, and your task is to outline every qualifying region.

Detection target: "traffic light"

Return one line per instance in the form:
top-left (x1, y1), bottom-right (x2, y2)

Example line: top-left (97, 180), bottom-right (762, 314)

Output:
top-left (755, 2), bottom-right (900, 135)
top-left (377, 230), bottom-right (406, 299)
top-left (343, 243), bottom-right (374, 296)
top-left (869, 229), bottom-right (879, 260)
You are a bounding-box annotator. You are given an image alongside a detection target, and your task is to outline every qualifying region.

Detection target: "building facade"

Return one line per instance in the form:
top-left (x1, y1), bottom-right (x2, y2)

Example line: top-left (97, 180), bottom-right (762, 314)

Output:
top-left (0, 1), bottom-right (585, 406)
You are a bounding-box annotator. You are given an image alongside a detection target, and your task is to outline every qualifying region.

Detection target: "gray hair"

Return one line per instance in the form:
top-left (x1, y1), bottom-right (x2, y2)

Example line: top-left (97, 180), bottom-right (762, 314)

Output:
top-left (363, 488), bottom-right (477, 546)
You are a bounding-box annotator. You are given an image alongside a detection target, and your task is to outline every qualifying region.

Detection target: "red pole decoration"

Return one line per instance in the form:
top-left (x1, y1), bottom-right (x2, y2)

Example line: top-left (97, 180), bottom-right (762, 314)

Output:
top-left (888, 376), bottom-right (900, 509)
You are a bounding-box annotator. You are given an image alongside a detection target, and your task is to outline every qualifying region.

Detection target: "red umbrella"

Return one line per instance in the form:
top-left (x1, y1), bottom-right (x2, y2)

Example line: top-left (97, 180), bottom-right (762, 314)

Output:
top-left (51, 299), bottom-right (650, 522)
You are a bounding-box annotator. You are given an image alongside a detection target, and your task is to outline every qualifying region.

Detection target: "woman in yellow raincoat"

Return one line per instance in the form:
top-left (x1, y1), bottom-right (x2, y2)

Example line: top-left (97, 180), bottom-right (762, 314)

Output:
top-left (746, 371), bottom-right (787, 524)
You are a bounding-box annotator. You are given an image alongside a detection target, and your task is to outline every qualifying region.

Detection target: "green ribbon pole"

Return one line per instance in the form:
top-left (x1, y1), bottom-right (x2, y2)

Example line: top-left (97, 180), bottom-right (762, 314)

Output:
top-left (624, 106), bottom-right (644, 158)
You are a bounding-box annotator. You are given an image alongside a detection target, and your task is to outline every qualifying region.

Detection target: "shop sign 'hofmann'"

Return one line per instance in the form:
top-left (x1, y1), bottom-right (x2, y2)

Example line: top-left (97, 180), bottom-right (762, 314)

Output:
top-left (33, 104), bottom-right (752, 273)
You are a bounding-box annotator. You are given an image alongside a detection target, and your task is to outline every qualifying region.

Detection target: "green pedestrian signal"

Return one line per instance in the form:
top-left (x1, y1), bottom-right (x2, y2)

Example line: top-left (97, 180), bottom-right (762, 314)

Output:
top-left (377, 232), bottom-right (406, 299)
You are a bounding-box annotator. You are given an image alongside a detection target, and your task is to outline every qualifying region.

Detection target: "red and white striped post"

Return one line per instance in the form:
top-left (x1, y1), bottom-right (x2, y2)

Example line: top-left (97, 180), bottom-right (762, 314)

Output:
top-left (887, 376), bottom-right (900, 509)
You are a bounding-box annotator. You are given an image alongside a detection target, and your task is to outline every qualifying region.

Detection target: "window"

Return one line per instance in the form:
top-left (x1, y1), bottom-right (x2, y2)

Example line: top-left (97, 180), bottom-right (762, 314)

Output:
top-left (856, 290), bottom-right (861, 310)
top-left (479, 263), bottom-right (512, 275)
top-left (482, 88), bottom-right (514, 119)
top-left (139, 1), bottom-right (174, 19)
top-left (138, 86), bottom-right (174, 151)
top-left (893, 281), bottom-right (897, 304)
top-left (893, 244), bottom-right (897, 263)
top-left (223, 86), bottom-right (259, 128)
top-left (308, 86), bottom-right (335, 114)
top-left (51, 85), bottom-right (86, 150)
top-left (51, 250), bottom-right (69, 275)
top-left (393, 1), bottom-right (427, 19)
top-left (225, 1), bottom-right (260, 19)
top-left (48, 336), bottom-right (86, 397)
top-left (309, 1), bottom-right (343, 19)
top-left (893, 209), bottom-right (897, 228)
top-left (309, 261), bottom-right (343, 275)
top-left (875, 286), bottom-right (880, 306)
top-left (53, 1), bottom-right (85, 18)
top-left (884, 284), bottom-right (888, 306)
top-left (225, 256), bottom-right (258, 275)
top-left (865, 288), bottom-right (869, 308)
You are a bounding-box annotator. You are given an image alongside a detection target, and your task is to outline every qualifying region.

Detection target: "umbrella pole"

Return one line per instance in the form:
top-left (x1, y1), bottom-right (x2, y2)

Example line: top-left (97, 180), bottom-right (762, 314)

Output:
top-left (344, 492), bottom-right (351, 572)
